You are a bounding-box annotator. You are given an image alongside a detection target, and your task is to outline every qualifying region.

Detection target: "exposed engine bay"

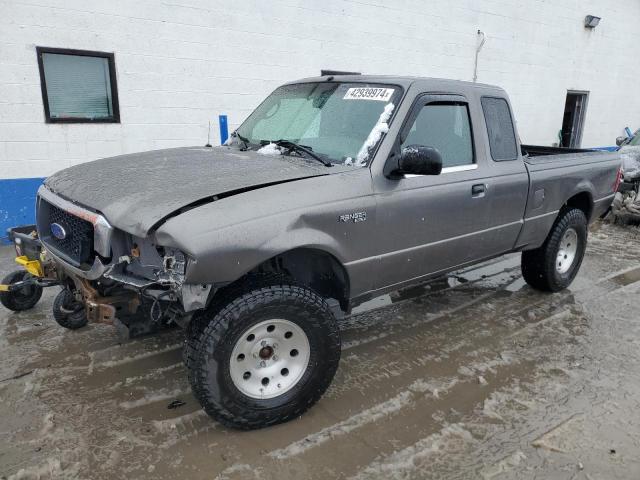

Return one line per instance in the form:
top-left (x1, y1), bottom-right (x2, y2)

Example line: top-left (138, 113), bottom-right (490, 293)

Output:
top-left (35, 187), bottom-right (213, 338)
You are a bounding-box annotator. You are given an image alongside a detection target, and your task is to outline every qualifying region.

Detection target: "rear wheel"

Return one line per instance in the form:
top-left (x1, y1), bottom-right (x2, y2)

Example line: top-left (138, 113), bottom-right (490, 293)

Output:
top-left (186, 283), bottom-right (340, 430)
top-left (53, 289), bottom-right (88, 330)
top-left (521, 208), bottom-right (587, 292)
top-left (0, 270), bottom-right (43, 311)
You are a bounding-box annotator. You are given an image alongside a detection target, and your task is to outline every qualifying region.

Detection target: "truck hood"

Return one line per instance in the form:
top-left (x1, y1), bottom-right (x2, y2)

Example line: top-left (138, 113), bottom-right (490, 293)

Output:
top-left (44, 146), bottom-right (352, 237)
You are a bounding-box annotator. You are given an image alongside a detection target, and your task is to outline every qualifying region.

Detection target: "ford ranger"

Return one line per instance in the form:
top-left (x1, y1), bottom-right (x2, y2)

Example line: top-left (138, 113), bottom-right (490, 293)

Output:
top-left (15, 76), bottom-right (623, 429)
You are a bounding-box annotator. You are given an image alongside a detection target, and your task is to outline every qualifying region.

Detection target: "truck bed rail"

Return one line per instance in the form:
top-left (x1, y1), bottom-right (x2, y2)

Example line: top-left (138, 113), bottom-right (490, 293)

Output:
top-left (521, 144), bottom-right (597, 157)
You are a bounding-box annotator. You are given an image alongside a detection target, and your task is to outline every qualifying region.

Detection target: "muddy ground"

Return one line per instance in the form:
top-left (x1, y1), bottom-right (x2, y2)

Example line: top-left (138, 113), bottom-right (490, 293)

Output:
top-left (1, 221), bottom-right (639, 479)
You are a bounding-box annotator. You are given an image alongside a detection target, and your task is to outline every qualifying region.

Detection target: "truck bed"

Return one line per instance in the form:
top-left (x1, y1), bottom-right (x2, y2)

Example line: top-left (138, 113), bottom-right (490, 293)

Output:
top-left (521, 144), bottom-right (620, 170)
top-left (515, 144), bottom-right (620, 251)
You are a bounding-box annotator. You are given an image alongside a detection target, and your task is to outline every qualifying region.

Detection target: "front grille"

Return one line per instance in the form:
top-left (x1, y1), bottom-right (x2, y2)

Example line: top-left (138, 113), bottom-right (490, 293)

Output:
top-left (39, 200), bottom-right (95, 266)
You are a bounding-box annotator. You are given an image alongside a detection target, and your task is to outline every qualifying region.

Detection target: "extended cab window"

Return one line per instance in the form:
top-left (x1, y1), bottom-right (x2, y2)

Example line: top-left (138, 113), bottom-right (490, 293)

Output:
top-left (481, 97), bottom-right (518, 161)
top-left (401, 103), bottom-right (474, 168)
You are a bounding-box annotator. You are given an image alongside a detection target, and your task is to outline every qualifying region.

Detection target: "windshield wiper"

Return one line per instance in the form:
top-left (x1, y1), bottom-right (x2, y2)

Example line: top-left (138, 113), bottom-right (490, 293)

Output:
top-left (262, 139), bottom-right (332, 167)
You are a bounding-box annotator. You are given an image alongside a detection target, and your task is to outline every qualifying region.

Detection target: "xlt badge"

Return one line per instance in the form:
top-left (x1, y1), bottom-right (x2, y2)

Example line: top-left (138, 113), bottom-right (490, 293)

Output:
top-left (339, 212), bottom-right (367, 223)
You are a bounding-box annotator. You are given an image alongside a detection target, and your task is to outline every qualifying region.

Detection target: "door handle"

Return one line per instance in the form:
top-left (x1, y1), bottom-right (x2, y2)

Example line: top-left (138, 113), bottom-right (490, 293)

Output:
top-left (471, 184), bottom-right (486, 197)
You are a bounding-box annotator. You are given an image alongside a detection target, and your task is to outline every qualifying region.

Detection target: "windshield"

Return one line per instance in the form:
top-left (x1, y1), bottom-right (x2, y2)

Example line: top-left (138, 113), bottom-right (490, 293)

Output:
top-left (235, 82), bottom-right (401, 165)
top-left (628, 134), bottom-right (640, 146)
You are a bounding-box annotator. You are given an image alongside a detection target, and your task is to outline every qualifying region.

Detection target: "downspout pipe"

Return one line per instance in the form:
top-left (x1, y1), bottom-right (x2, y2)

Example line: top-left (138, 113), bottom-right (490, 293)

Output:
top-left (473, 30), bottom-right (486, 83)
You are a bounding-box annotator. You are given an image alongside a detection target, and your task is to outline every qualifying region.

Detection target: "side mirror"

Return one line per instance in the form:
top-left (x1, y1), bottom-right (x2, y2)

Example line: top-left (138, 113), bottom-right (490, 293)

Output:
top-left (396, 145), bottom-right (443, 176)
top-left (616, 136), bottom-right (627, 146)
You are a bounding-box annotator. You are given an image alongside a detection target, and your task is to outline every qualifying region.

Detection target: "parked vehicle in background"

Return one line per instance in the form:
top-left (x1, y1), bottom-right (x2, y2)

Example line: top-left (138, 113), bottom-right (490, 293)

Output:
top-left (612, 133), bottom-right (640, 223)
top-left (2, 75), bottom-right (622, 429)
top-left (615, 128), bottom-right (639, 148)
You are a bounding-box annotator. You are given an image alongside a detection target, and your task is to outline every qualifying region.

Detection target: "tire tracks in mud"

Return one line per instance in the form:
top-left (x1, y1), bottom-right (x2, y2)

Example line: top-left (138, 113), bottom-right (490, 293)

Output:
top-left (30, 263), bottom-right (523, 420)
top-left (2, 227), bottom-right (640, 479)
top-left (211, 264), bottom-right (640, 479)
top-left (49, 264), bottom-right (640, 478)
top-left (7, 262), bottom-right (524, 478)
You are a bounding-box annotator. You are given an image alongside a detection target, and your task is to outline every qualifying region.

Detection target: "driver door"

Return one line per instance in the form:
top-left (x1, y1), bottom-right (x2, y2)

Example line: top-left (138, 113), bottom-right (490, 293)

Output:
top-left (372, 94), bottom-right (496, 290)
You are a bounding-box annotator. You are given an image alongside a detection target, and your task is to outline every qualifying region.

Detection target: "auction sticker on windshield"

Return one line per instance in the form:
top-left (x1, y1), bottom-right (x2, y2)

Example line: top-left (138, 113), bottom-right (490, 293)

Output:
top-left (344, 87), bottom-right (394, 101)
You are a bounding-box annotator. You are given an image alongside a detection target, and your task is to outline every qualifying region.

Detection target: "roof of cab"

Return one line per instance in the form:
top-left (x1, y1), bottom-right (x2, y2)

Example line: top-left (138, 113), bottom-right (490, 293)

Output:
top-left (286, 74), bottom-right (507, 95)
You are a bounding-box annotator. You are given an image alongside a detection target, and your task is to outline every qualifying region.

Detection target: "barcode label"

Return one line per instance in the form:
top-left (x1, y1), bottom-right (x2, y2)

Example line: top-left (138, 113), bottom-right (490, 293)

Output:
top-left (343, 87), bottom-right (395, 101)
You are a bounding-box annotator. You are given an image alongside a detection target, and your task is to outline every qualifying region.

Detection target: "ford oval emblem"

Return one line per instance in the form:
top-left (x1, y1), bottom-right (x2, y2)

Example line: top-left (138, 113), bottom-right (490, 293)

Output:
top-left (50, 222), bottom-right (67, 240)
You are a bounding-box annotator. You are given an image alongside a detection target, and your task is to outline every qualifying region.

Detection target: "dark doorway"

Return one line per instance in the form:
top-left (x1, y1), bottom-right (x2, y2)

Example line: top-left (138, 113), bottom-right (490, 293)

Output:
top-left (560, 91), bottom-right (589, 148)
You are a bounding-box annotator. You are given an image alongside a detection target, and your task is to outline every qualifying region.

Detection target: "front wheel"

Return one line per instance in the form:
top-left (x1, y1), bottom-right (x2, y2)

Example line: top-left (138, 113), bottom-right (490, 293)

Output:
top-left (521, 208), bottom-right (588, 292)
top-left (186, 284), bottom-right (340, 430)
top-left (0, 270), bottom-right (43, 311)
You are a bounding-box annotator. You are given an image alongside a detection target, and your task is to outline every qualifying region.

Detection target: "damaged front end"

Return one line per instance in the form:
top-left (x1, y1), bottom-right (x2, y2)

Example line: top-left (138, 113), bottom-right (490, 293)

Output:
top-left (36, 186), bottom-right (212, 336)
top-left (101, 236), bottom-right (212, 319)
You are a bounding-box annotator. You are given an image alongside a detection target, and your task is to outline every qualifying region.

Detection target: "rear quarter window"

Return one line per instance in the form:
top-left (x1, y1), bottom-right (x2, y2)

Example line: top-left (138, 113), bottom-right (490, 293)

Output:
top-left (481, 97), bottom-right (518, 161)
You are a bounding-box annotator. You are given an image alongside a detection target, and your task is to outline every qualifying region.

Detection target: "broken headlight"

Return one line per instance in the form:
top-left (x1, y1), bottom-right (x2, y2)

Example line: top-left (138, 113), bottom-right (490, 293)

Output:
top-left (158, 249), bottom-right (188, 285)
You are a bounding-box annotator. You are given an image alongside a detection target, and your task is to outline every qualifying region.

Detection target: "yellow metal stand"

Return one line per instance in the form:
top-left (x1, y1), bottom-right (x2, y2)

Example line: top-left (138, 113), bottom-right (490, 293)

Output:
top-left (14, 256), bottom-right (44, 278)
top-left (0, 257), bottom-right (44, 291)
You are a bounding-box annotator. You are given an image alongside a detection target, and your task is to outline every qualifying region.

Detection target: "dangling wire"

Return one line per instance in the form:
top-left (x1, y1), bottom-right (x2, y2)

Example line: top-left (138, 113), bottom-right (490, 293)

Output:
top-left (141, 288), bottom-right (172, 324)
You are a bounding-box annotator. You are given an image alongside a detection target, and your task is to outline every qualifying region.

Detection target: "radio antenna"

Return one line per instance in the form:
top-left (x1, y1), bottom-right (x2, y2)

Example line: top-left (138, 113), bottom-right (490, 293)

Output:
top-left (205, 121), bottom-right (212, 147)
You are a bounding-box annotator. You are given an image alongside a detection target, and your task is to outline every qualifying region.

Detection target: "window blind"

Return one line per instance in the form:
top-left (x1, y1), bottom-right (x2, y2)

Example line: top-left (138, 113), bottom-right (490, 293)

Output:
top-left (42, 53), bottom-right (113, 119)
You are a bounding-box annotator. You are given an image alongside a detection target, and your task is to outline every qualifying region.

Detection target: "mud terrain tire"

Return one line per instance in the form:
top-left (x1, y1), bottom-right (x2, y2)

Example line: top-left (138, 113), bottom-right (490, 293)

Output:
top-left (521, 208), bottom-right (587, 292)
top-left (186, 284), bottom-right (340, 430)
top-left (182, 273), bottom-right (293, 369)
top-left (0, 270), bottom-right (43, 311)
top-left (53, 289), bottom-right (88, 329)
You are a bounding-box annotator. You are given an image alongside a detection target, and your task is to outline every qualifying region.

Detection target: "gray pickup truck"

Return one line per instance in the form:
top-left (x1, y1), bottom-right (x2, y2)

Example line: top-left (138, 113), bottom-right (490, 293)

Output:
top-left (29, 75), bottom-right (621, 429)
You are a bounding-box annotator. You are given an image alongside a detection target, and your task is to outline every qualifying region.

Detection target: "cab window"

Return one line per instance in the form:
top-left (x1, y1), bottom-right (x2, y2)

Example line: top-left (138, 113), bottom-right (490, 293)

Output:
top-left (401, 103), bottom-right (474, 168)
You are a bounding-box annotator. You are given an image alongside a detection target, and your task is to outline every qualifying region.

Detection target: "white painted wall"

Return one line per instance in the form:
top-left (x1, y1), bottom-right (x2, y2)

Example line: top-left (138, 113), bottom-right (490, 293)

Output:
top-left (1, 0), bottom-right (638, 180)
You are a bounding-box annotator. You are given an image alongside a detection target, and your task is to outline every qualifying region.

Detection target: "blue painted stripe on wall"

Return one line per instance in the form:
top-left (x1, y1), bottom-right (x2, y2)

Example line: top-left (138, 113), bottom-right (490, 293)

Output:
top-left (0, 177), bottom-right (45, 243)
